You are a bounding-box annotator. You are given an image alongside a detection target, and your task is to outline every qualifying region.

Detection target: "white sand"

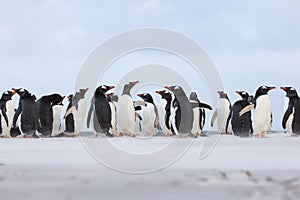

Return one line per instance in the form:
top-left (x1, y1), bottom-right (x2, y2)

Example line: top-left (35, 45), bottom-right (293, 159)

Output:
top-left (1, 133), bottom-right (300, 200)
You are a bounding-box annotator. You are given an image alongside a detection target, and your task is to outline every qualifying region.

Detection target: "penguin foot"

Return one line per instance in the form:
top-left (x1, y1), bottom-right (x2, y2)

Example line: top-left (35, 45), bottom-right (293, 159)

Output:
top-left (105, 133), bottom-right (114, 138)
top-left (116, 132), bottom-right (123, 137)
top-left (0, 135), bottom-right (10, 138)
top-left (128, 133), bottom-right (135, 137)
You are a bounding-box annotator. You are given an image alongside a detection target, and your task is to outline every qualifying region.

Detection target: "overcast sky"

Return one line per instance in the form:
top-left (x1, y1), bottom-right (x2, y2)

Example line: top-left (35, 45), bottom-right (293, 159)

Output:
top-left (1, 0), bottom-right (300, 130)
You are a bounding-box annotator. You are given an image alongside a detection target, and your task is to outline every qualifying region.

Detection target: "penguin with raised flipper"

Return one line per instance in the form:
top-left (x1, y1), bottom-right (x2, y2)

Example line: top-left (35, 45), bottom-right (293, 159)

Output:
top-left (189, 92), bottom-right (212, 137)
top-left (117, 81), bottom-right (139, 137)
top-left (239, 86), bottom-right (275, 138)
top-left (211, 91), bottom-right (232, 134)
top-left (12, 88), bottom-right (38, 138)
top-left (165, 85), bottom-right (193, 137)
top-left (87, 85), bottom-right (115, 137)
top-left (280, 87), bottom-right (300, 135)
top-left (0, 90), bottom-right (16, 138)
top-left (36, 94), bottom-right (65, 137)
top-left (230, 91), bottom-right (252, 137)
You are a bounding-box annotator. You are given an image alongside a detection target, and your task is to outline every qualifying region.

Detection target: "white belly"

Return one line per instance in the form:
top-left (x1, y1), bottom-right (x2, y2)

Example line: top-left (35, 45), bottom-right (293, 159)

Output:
top-left (72, 99), bottom-right (86, 134)
top-left (191, 108), bottom-right (201, 136)
top-left (1, 101), bottom-right (15, 136)
top-left (139, 103), bottom-right (157, 136)
top-left (109, 102), bottom-right (117, 135)
top-left (157, 100), bottom-right (169, 134)
top-left (52, 105), bottom-right (63, 136)
top-left (253, 95), bottom-right (272, 134)
top-left (217, 99), bottom-right (231, 134)
top-left (116, 95), bottom-right (135, 135)
top-left (286, 108), bottom-right (294, 133)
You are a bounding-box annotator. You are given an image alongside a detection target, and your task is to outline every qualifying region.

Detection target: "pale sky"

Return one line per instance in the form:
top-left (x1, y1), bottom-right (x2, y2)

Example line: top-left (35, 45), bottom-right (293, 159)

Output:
top-left (1, 0), bottom-right (300, 130)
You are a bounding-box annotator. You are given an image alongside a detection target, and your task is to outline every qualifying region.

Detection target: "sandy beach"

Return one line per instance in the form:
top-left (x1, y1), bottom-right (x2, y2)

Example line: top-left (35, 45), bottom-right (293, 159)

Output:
top-left (1, 133), bottom-right (300, 200)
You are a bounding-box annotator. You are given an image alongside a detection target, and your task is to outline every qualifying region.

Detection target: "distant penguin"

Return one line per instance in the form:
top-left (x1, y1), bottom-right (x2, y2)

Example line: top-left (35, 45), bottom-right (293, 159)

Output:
top-left (116, 81), bottom-right (139, 137)
top-left (64, 94), bottom-right (75, 134)
top-left (64, 88), bottom-right (89, 136)
top-left (0, 90), bottom-right (16, 137)
top-left (36, 94), bottom-right (65, 137)
top-left (136, 93), bottom-right (159, 136)
top-left (230, 91), bottom-right (253, 137)
top-left (107, 93), bottom-right (118, 136)
top-left (189, 92), bottom-right (212, 137)
top-left (87, 85), bottom-right (115, 137)
top-left (211, 91), bottom-right (232, 134)
top-left (12, 88), bottom-right (38, 137)
top-left (156, 90), bottom-right (173, 135)
top-left (165, 85), bottom-right (194, 137)
top-left (239, 86), bottom-right (275, 137)
top-left (280, 87), bottom-right (300, 135)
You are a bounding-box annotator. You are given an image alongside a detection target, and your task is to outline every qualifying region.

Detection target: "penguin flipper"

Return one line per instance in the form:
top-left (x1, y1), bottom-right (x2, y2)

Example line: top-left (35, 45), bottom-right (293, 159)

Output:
top-left (210, 109), bottom-right (217, 127)
top-left (225, 110), bottom-right (232, 134)
top-left (64, 107), bottom-right (74, 119)
top-left (239, 104), bottom-right (254, 117)
top-left (198, 103), bottom-right (212, 110)
top-left (282, 107), bottom-right (293, 129)
top-left (133, 101), bottom-right (146, 107)
top-left (1, 108), bottom-right (9, 127)
top-left (12, 105), bottom-right (22, 127)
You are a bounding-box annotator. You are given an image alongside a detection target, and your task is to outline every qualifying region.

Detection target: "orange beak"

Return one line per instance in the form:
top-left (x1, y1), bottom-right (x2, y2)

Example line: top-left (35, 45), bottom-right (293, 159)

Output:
top-left (156, 91), bottom-right (162, 95)
top-left (130, 81), bottom-right (139, 85)
top-left (165, 86), bottom-right (171, 90)
top-left (137, 93), bottom-right (143, 97)
top-left (108, 86), bottom-right (115, 90)
top-left (236, 91), bottom-right (241, 95)
top-left (268, 86), bottom-right (276, 91)
top-left (280, 87), bottom-right (287, 91)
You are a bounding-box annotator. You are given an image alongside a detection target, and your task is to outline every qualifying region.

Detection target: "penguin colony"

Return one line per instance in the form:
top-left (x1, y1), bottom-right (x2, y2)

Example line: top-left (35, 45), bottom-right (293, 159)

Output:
top-left (0, 84), bottom-right (299, 138)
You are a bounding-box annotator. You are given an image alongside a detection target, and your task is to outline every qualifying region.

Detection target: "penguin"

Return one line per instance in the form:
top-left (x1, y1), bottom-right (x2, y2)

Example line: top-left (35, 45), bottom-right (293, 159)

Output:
top-left (165, 85), bottom-right (194, 137)
top-left (239, 86), bottom-right (275, 138)
top-left (36, 94), bottom-right (65, 137)
top-left (211, 91), bottom-right (232, 134)
top-left (189, 92), bottom-right (212, 137)
top-left (106, 93), bottom-right (118, 136)
top-left (12, 88), bottom-right (38, 137)
top-left (155, 90), bottom-right (173, 135)
top-left (64, 88), bottom-right (89, 136)
top-left (64, 94), bottom-right (75, 134)
top-left (116, 81), bottom-right (139, 137)
top-left (136, 93), bottom-right (159, 136)
top-left (280, 87), bottom-right (300, 134)
top-left (87, 85), bottom-right (115, 137)
top-left (52, 100), bottom-right (64, 137)
top-left (230, 91), bottom-right (253, 137)
top-left (0, 90), bottom-right (16, 137)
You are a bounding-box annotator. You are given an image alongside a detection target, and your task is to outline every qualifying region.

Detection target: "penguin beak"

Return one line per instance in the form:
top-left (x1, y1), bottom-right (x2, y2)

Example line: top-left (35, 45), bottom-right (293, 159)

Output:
top-left (164, 86), bottom-right (171, 90)
top-left (267, 86), bottom-right (276, 91)
top-left (130, 81), bottom-right (139, 85)
top-left (217, 91), bottom-right (224, 95)
top-left (280, 87), bottom-right (287, 91)
top-left (155, 91), bottom-right (162, 95)
top-left (61, 96), bottom-right (65, 99)
top-left (108, 86), bottom-right (115, 90)
top-left (84, 88), bottom-right (89, 92)
top-left (11, 90), bottom-right (17, 95)
top-left (236, 91), bottom-right (241, 95)
top-left (137, 93), bottom-right (143, 97)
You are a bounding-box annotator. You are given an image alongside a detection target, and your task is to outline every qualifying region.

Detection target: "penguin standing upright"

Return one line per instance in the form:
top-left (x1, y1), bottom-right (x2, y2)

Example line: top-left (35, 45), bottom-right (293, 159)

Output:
top-left (189, 92), bottom-right (212, 137)
top-left (116, 81), bottom-right (139, 137)
top-left (64, 88), bottom-right (89, 136)
top-left (280, 87), bottom-right (300, 135)
top-left (36, 94), bottom-right (65, 137)
top-left (156, 90), bottom-right (173, 135)
top-left (12, 88), bottom-right (38, 137)
top-left (87, 85), bottom-right (115, 137)
top-left (211, 91), bottom-right (232, 134)
top-left (64, 94), bottom-right (74, 134)
top-left (230, 91), bottom-right (252, 137)
top-left (106, 93), bottom-right (118, 136)
top-left (0, 90), bottom-right (16, 137)
top-left (52, 100), bottom-right (64, 137)
top-left (165, 85), bottom-right (194, 137)
top-left (136, 93), bottom-right (159, 136)
top-left (239, 86), bottom-right (275, 137)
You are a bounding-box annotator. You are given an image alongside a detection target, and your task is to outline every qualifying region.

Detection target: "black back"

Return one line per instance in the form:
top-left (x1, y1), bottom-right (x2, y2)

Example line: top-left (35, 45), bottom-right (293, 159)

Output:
top-left (65, 94), bottom-right (74, 133)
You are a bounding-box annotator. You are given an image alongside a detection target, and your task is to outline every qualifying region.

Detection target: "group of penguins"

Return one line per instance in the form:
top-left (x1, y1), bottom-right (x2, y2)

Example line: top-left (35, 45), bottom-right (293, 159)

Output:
top-left (0, 82), bottom-right (299, 138)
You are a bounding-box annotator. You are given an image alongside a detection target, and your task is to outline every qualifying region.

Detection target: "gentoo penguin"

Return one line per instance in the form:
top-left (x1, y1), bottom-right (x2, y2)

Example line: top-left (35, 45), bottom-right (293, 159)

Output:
top-left (12, 88), bottom-right (38, 137)
top-left (280, 87), bottom-right (300, 134)
top-left (87, 85), bottom-right (115, 137)
top-left (211, 91), bottom-right (232, 134)
top-left (156, 90), bottom-right (173, 135)
top-left (0, 90), bottom-right (16, 137)
top-left (106, 93), bottom-right (118, 136)
top-left (52, 100), bottom-right (65, 137)
top-left (189, 92), bottom-right (212, 137)
top-left (116, 81), bottom-right (139, 137)
top-left (239, 86), bottom-right (275, 137)
top-left (230, 91), bottom-right (253, 137)
top-left (64, 88), bottom-right (89, 136)
top-left (36, 94), bottom-right (65, 137)
top-left (64, 94), bottom-right (75, 134)
top-left (136, 93), bottom-right (159, 136)
top-left (165, 85), bottom-right (194, 137)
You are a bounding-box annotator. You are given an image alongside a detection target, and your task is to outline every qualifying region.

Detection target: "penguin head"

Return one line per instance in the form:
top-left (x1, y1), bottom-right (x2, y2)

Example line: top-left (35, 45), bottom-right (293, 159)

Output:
top-left (189, 92), bottom-right (198, 101)
top-left (122, 81), bottom-right (139, 96)
top-left (67, 94), bottom-right (73, 101)
top-left (12, 88), bottom-right (31, 98)
top-left (48, 94), bottom-right (65, 106)
top-left (255, 86), bottom-right (276, 98)
top-left (280, 86), bottom-right (298, 98)
top-left (1, 90), bottom-right (16, 101)
top-left (79, 88), bottom-right (89, 96)
top-left (96, 85), bottom-right (115, 95)
top-left (137, 93), bottom-right (154, 104)
top-left (248, 95), bottom-right (254, 103)
top-left (217, 91), bottom-right (228, 99)
top-left (164, 85), bottom-right (186, 97)
top-left (236, 91), bottom-right (249, 101)
top-left (156, 90), bottom-right (172, 101)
